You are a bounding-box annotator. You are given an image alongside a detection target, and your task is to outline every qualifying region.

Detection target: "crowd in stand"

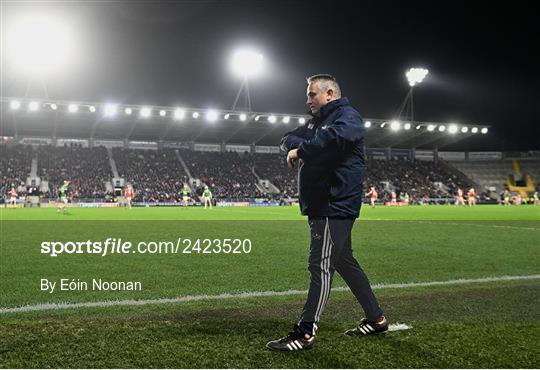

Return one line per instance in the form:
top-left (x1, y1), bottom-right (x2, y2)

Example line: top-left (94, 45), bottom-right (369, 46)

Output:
top-left (181, 149), bottom-right (264, 200)
top-left (39, 145), bottom-right (112, 199)
top-left (365, 158), bottom-right (474, 202)
top-left (114, 148), bottom-right (189, 202)
top-left (0, 144), bottom-right (33, 197)
top-left (3, 144), bottom-right (482, 203)
top-left (249, 153), bottom-right (297, 197)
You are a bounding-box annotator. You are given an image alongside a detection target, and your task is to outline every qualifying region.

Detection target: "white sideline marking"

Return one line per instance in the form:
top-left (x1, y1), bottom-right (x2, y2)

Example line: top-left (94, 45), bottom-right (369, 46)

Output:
top-left (0, 274), bottom-right (538, 314)
top-left (367, 219), bottom-right (540, 231)
top-left (388, 323), bottom-right (412, 332)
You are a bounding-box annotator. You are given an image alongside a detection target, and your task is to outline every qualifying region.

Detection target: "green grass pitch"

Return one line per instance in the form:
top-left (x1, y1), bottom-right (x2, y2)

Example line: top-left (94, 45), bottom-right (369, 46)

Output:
top-left (0, 205), bottom-right (539, 368)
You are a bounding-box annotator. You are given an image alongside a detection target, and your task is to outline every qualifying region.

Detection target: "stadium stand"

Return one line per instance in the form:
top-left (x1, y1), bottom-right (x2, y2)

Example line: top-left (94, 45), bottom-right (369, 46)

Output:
top-left (180, 149), bottom-right (264, 200)
top-left (451, 159), bottom-right (540, 193)
top-left (113, 148), bottom-right (189, 202)
top-left (250, 153), bottom-right (297, 197)
top-left (38, 145), bottom-right (112, 199)
top-left (6, 142), bottom-right (538, 204)
top-left (0, 143), bottom-right (33, 197)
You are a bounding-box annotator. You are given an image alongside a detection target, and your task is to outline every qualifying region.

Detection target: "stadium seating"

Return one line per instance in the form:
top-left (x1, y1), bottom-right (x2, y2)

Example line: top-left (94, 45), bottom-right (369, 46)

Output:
top-left (2, 143), bottom-right (499, 203)
top-left (38, 145), bottom-right (112, 199)
top-left (113, 148), bottom-right (189, 202)
top-left (180, 149), bottom-right (264, 200)
top-left (0, 144), bottom-right (33, 197)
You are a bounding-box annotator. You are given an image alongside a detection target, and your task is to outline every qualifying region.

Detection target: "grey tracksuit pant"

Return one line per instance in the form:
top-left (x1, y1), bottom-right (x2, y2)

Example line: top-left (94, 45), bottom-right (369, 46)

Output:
top-left (299, 217), bottom-right (383, 334)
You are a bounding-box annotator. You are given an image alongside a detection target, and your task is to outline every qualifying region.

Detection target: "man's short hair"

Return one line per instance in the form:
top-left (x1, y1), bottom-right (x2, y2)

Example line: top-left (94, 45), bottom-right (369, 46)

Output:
top-left (307, 74), bottom-right (342, 98)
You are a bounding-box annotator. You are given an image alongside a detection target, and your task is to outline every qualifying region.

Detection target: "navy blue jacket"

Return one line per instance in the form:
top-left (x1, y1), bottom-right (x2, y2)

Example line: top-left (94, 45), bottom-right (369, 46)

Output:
top-left (280, 97), bottom-right (366, 218)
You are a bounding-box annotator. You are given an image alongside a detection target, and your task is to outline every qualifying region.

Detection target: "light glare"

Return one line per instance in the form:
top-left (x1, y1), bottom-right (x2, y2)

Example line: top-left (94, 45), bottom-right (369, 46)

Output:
top-left (104, 104), bottom-right (118, 117)
top-left (206, 110), bottom-right (218, 121)
top-left (231, 50), bottom-right (264, 77)
top-left (29, 101), bottom-right (39, 111)
top-left (140, 107), bottom-right (151, 117)
top-left (10, 100), bottom-right (21, 110)
top-left (406, 68), bottom-right (429, 87)
top-left (174, 109), bottom-right (185, 119)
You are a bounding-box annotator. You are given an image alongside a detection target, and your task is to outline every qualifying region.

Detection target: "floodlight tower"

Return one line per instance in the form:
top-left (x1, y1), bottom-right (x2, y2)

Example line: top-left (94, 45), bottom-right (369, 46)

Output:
top-left (7, 16), bottom-right (75, 99)
top-left (230, 50), bottom-right (263, 112)
top-left (396, 67), bottom-right (429, 124)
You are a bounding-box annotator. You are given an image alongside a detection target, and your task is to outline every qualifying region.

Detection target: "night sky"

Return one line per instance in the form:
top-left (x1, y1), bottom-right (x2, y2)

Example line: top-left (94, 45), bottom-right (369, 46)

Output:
top-left (2, 0), bottom-right (538, 150)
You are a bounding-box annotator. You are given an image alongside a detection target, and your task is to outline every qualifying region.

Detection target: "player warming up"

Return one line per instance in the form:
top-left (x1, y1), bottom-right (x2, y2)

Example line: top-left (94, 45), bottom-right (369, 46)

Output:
top-left (57, 181), bottom-right (70, 214)
top-left (202, 185), bottom-right (213, 209)
top-left (366, 186), bottom-right (378, 208)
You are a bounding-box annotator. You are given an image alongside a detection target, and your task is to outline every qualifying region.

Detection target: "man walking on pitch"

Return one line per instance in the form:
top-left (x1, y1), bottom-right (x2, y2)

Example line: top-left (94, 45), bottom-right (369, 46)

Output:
top-left (267, 74), bottom-right (387, 351)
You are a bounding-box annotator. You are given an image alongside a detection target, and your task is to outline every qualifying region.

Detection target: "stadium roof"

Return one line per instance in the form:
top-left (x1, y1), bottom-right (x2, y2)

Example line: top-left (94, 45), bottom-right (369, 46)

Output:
top-left (1, 98), bottom-right (489, 149)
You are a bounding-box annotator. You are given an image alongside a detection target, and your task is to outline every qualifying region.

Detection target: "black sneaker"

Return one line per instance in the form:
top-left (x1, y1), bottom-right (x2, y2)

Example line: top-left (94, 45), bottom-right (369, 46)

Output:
top-left (345, 316), bottom-right (388, 336)
top-left (266, 325), bottom-right (315, 351)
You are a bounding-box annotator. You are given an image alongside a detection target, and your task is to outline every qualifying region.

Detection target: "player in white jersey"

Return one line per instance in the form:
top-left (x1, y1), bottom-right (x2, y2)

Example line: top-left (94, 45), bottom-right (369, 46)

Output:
top-left (467, 187), bottom-right (477, 206)
top-left (455, 188), bottom-right (465, 206)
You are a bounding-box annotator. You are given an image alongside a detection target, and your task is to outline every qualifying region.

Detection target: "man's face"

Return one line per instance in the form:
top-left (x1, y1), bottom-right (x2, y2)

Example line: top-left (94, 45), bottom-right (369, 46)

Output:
top-left (306, 81), bottom-right (332, 116)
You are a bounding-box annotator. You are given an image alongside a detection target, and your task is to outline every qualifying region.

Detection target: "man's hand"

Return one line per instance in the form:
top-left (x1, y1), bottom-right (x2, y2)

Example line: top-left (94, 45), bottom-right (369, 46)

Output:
top-left (287, 149), bottom-right (299, 169)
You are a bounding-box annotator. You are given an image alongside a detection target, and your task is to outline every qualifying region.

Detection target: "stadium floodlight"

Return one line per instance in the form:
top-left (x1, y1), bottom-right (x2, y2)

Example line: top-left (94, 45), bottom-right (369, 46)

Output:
top-left (104, 104), bottom-right (118, 117)
top-left (404, 123), bottom-right (412, 130)
top-left (448, 124), bottom-right (458, 134)
top-left (438, 125), bottom-right (446, 132)
top-left (239, 113), bottom-right (247, 121)
top-left (68, 104), bottom-right (78, 113)
top-left (174, 108), bottom-right (185, 119)
top-left (364, 121), bottom-right (372, 128)
top-left (481, 127), bottom-right (488, 134)
top-left (461, 126), bottom-right (469, 133)
top-left (230, 48), bottom-right (264, 112)
top-left (224, 113), bottom-right (230, 120)
top-left (471, 127), bottom-right (478, 133)
top-left (50, 103), bottom-right (58, 110)
top-left (282, 116), bottom-right (290, 124)
top-left (29, 101), bottom-right (39, 111)
top-left (206, 110), bottom-right (218, 121)
top-left (140, 107), bottom-right (151, 117)
top-left (427, 124), bottom-right (436, 132)
top-left (124, 107), bottom-right (133, 115)
top-left (406, 68), bottom-right (429, 87)
top-left (268, 115), bottom-right (277, 123)
top-left (390, 120), bottom-right (401, 131)
top-left (89, 106), bottom-right (96, 113)
top-left (298, 117), bottom-right (306, 124)
top-left (192, 112), bottom-right (200, 119)
top-left (231, 49), bottom-right (264, 78)
top-left (159, 110), bottom-right (166, 117)
top-left (7, 16), bottom-right (75, 76)
top-left (10, 100), bottom-right (21, 110)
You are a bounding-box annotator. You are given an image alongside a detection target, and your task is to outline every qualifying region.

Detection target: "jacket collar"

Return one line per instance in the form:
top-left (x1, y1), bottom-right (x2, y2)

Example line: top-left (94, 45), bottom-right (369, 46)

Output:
top-left (319, 97), bottom-right (350, 120)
